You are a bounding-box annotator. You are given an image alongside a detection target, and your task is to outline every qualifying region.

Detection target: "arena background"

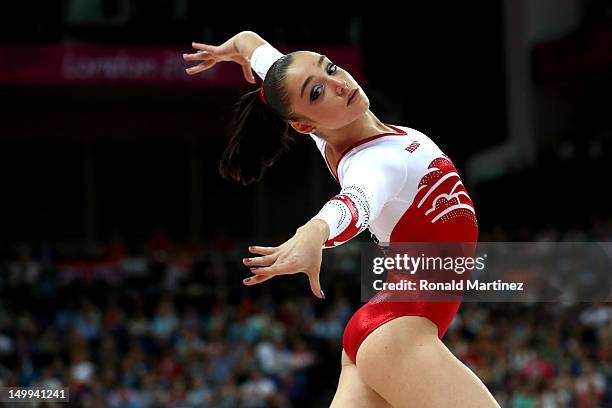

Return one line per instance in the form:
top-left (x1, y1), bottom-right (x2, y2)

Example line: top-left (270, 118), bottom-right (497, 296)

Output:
top-left (1, 2), bottom-right (611, 407)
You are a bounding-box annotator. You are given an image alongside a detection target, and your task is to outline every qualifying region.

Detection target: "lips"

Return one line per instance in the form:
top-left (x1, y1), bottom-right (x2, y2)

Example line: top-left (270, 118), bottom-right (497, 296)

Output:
top-left (347, 89), bottom-right (358, 106)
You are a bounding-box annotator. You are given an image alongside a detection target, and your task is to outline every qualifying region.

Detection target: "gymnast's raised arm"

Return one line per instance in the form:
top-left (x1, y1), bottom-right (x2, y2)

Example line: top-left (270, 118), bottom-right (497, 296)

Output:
top-left (182, 30), bottom-right (270, 84)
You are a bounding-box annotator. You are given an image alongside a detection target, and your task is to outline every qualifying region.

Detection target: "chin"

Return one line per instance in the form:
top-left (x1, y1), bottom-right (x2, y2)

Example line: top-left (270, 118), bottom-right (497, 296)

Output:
top-left (355, 101), bottom-right (369, 116)
top-left (360, 92), bottom-right (370, 108)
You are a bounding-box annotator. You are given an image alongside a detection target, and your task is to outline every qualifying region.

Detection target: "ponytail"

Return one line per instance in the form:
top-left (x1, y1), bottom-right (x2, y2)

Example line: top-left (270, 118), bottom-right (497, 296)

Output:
top-left (219, 53), bottom-right (299, 185)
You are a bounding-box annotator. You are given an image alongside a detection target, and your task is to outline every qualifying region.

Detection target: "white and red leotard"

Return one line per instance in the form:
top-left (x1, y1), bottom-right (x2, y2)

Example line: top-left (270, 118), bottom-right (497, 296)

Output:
top-left (251, 44), bottom-right (478, 364)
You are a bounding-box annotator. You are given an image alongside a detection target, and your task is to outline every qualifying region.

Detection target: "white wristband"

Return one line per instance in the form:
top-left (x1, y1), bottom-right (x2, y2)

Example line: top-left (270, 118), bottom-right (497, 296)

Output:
top-left (250, 44), bottom-right (285, 81)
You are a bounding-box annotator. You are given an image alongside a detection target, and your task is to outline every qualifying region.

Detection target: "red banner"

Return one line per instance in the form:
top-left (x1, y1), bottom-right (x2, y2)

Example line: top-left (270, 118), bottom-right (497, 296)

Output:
top-left (0, 44), bottom-right (364, 87)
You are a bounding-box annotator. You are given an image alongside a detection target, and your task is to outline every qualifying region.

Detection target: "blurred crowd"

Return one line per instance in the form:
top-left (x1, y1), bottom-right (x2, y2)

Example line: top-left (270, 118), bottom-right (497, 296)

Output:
top-left (0, 221), bottom-right (611, 407)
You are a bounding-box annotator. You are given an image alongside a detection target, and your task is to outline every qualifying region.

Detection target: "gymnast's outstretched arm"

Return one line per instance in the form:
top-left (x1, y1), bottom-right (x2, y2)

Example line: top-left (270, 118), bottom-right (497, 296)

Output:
top-left (183, 30), bottom-right (269, 84)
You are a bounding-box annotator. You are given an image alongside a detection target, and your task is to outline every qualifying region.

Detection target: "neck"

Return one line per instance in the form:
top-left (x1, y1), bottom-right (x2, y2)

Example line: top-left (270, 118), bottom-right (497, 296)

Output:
top-left (317, 110), bottom-right (397, 154)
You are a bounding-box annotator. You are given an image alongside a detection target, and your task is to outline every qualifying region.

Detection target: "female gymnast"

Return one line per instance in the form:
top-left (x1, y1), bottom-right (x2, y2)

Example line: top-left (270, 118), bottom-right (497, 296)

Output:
top-left (184, 31), bottom-right (500, 407)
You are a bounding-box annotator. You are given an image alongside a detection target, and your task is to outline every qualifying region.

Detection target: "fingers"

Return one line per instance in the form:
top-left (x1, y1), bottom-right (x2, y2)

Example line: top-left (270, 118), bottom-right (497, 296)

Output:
top-left (184, 43), bottom-right (256, 84)
top-left (183, 51), bottom-right (210, 62)
top-left (308, 271), bottom-right (325, 299)
top-left (251, 266), bottom-right (325, 299)
top-left (191, 42), bottom-right (215, 52)
top-left (185, 60), bottom-right (216, 75)
top-left (243, 254), bottom-right (277, 268)
top-left (243, 274), bottom-right (274, 286)
top-left (248, 246), bottom-right (277, 256)
top-left (242, 244), bottom-right (325, 299)
top-left (250, 263), bottom-right (294, 276)
top-left (241, 63), bottom-right (257, 84)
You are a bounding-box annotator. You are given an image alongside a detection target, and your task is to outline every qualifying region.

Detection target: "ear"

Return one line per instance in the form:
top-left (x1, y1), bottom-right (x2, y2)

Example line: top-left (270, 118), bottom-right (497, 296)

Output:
top-left (289, 120), bottom-right (316, 135)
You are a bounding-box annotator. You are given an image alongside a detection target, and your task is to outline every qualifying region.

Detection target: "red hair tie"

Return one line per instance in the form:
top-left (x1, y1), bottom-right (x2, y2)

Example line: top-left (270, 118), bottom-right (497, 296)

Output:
top-left (259, 86), bottom-right (267, 105)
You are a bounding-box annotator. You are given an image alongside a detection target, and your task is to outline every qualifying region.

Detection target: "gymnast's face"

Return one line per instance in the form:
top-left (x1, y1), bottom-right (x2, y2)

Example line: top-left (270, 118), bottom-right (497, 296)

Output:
top-left (285, 51), bottom-right (369, 134)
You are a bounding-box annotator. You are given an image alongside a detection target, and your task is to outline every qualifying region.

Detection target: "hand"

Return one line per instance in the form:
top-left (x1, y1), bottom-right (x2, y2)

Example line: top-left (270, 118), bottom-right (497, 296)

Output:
top-left (242, 220), bottom-right (330, 299)
top-left (183, 32), bottom-right (261, 84)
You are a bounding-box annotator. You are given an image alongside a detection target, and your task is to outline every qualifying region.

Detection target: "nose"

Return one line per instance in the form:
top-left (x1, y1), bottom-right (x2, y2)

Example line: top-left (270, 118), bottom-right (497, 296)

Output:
top-left (331, 77), bottom-right (348, 96)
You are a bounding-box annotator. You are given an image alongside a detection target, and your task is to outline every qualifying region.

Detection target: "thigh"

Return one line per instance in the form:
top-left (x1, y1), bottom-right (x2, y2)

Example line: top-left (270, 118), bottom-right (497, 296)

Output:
top-left (355, 316), bottom-right (499, 408)
top-left (329, 350), bottom-right (393, 408)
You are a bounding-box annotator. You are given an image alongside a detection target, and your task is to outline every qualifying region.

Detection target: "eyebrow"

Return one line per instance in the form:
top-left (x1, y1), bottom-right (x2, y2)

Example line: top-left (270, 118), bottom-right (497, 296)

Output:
top-left (300, 55), bottom-right (327, 99)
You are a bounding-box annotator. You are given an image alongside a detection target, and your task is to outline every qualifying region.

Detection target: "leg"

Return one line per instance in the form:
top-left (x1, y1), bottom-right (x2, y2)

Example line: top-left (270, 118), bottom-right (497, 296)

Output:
top-left (355, 316), bottom-right (500, 408)
top-left (329, 349), bottom-right (393, 408)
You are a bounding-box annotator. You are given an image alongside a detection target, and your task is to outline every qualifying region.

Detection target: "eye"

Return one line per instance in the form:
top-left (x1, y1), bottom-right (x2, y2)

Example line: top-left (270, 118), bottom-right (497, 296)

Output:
top-left (311, 62), bottom-right (338, 101)
top-left (311, 85), bottom-right (323, 101)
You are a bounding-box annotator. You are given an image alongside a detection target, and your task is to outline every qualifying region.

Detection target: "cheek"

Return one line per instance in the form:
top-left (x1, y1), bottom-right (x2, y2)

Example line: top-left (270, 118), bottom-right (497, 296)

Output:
top-left (317, 104), bottom-right (349, 125)
top-left (344, 71), bottom-right (357, 84)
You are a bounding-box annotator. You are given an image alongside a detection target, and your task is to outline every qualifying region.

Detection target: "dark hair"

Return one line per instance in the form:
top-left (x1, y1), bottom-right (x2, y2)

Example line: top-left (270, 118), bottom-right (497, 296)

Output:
top-left (220, 53), bottom-right (302, 185)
